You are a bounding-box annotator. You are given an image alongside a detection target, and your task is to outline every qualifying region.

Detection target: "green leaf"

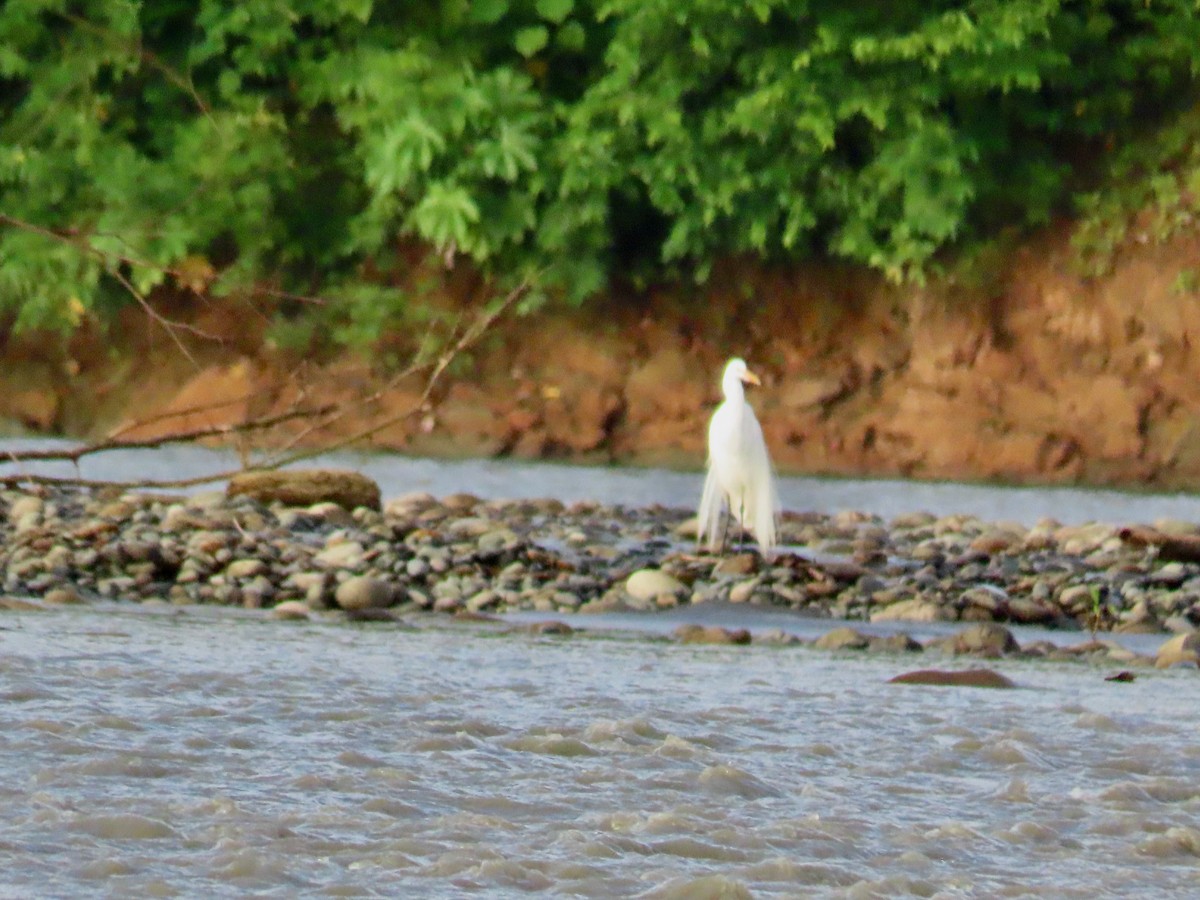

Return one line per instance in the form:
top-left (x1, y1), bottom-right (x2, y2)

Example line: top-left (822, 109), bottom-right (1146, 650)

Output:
top-left (469, 0), bottom-right (510, 25)
top-left (410, 183), bottom-right (481, 253)
top-left (514, 26), bottom-right (549, 58)
top-left (535, 0), bottom-right (574, 25)
top-left (556, 21), bottom-right (586, 52)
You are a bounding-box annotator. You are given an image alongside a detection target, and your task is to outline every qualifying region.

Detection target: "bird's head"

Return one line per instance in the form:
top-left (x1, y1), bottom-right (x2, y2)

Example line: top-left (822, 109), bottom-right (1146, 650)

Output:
top-left (725, 357), bottom-right (761, 387)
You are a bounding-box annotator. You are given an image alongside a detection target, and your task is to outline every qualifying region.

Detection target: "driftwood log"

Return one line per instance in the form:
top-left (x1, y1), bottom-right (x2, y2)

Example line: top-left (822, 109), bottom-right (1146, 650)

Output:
top-left (1117, 525), bottom-right (1200, 563)
top-left (226, 469), bottom-right (382, 511)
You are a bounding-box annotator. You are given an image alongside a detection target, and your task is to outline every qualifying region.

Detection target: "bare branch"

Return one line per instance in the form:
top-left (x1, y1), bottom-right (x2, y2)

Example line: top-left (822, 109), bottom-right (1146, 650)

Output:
top-left (0, 275), bottom-right (535, 491)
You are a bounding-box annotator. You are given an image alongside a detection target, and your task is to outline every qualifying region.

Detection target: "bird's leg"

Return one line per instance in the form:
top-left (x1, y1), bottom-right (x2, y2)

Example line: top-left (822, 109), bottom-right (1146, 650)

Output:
top-left (716, 502), bottom-right (729, 555)
top-left (729, 496), bottom-right (739, 554)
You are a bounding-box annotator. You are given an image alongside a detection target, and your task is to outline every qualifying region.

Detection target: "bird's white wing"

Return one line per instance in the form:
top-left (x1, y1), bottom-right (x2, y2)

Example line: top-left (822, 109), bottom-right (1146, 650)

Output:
top-left (697, 431), bottom-right (727, 551)
top-left (741, 406), bottom-right (780, 553)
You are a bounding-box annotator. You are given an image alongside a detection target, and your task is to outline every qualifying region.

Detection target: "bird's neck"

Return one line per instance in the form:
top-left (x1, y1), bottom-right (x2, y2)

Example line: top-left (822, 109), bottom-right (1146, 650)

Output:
top-left (722, 377), bottom-right (745, 405)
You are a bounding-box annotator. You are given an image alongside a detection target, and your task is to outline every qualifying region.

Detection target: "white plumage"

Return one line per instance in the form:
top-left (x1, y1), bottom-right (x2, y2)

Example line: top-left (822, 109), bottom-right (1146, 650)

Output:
top-left (698, 358), bottom-right (780, 555)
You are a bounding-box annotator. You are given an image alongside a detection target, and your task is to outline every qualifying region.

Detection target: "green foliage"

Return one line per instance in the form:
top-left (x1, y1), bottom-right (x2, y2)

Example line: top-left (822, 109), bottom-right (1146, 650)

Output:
top-left (1073, 107), bottom-right (1200, 276)
top-left (1, 0), bottom-right (1199, 340)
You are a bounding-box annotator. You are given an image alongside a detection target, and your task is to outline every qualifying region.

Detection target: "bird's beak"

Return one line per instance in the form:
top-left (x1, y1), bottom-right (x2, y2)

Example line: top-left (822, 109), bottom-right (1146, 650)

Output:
top-left (741, 370), bottom-right (761, 387)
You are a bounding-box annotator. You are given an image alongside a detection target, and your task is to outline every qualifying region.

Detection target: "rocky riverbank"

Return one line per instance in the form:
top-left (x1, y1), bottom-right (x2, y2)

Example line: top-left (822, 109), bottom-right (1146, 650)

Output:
top-left (6, 471), bottom-right (1200, 671)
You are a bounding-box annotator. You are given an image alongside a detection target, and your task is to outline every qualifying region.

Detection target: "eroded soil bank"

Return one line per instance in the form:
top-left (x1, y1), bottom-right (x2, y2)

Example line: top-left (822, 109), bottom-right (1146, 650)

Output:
top-left (4, 223), bottom-right (1200, 489)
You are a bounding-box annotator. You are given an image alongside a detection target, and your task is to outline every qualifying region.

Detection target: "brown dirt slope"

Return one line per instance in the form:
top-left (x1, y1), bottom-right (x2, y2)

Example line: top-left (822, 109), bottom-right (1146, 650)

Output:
top-left (4, 221), bottom-right (1200, 490)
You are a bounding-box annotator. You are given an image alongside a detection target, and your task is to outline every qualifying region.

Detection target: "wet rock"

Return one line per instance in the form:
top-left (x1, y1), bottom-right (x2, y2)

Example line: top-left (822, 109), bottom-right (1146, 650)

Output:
top-left (314, 540), bottom-right (365, 569)
top-left (870, 597), bottom-right (956, 623)
top-left (465, 589), bottom-right (501, 613)
top-left (674, 624), bottom-right (751, 645)
top-left (333, 576), bottom-right (395, 611)
top-left (755, 628), bottom-right (803, 645)
top-left (813, 626), bottom-right (870, 651)
top-left (432, 595), bottom-right (463, 614)
top-left (523, 620), bottom-right (575, 636)
top-left (1155, 633), bottom-right (1200, 668)
top-left (969, 528), bottom-right (1024, 555)
top-left (270, 600), bottom-right (311, 621)
top-left (343, 607), bottom-right (407, 623)
top-left (728, 579), bottom-right (758, 604)
top-left (713, 554), bottom-right (759, 576)
top-left (953, 623), bottom-right (1020, 656)
top-left (0, 596), bottom-right (48, 611)
top-left (868, 633), bottom-right (923, 653)
top-left (225, 558), bottom-right (269, 579)
top-left (227, 469), bottom-right (382, 511)
top-left (43, 586), bottom-right (86, 605)
top-left (625, 569), bottom-right (686, 602)
top-left (889, 668), bottom-right (1017, 689)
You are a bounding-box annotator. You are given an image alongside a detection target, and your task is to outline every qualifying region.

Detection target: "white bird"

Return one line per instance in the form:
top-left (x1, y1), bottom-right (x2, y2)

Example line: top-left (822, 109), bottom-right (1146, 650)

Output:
top-left (698, 358), bottom-right (780, 555)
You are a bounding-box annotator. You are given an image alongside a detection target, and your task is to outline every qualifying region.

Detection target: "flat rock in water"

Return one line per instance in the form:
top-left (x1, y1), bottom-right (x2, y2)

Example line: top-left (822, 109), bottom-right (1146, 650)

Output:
top-left (953, 622), bottom-right (1020, 656)
top-left (270, 600), bottom-right (311, 621)
top-left (227, 469), bottom-right (381, 511)
top-left (674, 624), bottom-right (751, 645)
top-left (813, 626), bottom-right (870, 651)
top-left (522, 620), bottom-right (575, 636)
top-left (1155, 632), bottom-right (1200, 668)
top-left (889, 668), bottom-right (1017, 689)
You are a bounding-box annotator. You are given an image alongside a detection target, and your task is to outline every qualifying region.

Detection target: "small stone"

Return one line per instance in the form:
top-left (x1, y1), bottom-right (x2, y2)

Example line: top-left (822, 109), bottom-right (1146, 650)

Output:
top-left (333, 576), bottom-right (395, 611)
top-left (713, 554), bottom-right (759, 576)
top-left (625, 569), bottom-right (686, 602)
top-left (1006, 597), bottom-right (1058, 625)
top-left (728, 580), bottom-right (758, 604)
top-left (969, 529), bottom-right (1023, 554)
top-left (43, 587), bottom-right (86, 605)
top-left (870, 597), bottom-right (956, 623)
top-left (961, 585), bottom-right (1008, 613)
top-left (271, 600), bottom-right (312, 620)
top-left (225, 559), bottom-right (268, 579)
top-left (466, 589), bottom-right (501, 613)
top-left (813, 626), bottom-right (870, 651)
top-left (868, 633), bottom-right (923, 653)
top-left (524, 620), bottom-right (574, 636)
top-left (315, 540), bottom-right (365, 568)
top-left (432, 595), bottom-right (462, 613)
top-left (755, 628), bottom-right (803, 645)
top-left (953, 623), bottom-right (1020, 656)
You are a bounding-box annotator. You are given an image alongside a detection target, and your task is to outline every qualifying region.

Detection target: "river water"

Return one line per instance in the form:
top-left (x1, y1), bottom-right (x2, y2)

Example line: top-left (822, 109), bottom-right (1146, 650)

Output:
top-left (3, 443), bottom-right (1200, 896)
top-left (5, 439), bottom-right (1200, 525)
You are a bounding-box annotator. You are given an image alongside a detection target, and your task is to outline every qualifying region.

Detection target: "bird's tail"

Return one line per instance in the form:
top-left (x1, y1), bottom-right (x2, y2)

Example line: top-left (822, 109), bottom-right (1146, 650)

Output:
top-left (748, 470), bottom-right (780, 555)
top-left (697, 465), bottom-right (725, 551)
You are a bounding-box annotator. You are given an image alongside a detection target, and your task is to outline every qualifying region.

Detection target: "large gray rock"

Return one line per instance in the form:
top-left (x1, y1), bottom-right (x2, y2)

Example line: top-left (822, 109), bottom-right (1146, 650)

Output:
top-left (334, 576), bottom-right (396, 611)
